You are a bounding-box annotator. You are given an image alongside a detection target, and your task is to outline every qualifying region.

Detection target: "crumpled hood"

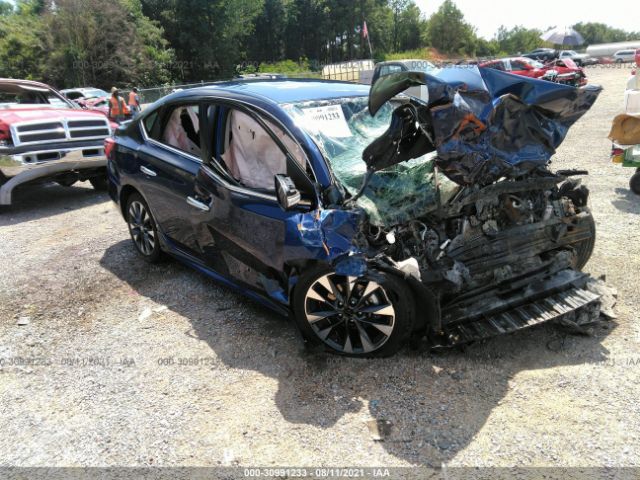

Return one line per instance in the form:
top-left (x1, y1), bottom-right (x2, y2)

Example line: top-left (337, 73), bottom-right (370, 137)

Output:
top-left (366, 66), bottom-right (602, 185)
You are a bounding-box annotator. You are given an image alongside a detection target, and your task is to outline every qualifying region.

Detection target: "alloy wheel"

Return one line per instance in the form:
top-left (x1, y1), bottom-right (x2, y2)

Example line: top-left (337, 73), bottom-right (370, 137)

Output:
top-left (303, 273), bottom-right (395, 354)
top-left (128, 200), bottom-right (156, 256)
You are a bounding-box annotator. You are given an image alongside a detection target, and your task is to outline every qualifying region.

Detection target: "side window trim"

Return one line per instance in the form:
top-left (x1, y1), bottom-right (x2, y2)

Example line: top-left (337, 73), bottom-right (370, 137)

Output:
top-left (203, 99), bottom-right (316, 200)
top-left (140, 103), bottom-right (203, 164)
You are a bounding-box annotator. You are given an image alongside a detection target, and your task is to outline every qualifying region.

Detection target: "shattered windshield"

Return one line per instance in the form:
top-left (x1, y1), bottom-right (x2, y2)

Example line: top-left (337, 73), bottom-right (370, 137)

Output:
top-left (283, 97), bottom-right (458, 227)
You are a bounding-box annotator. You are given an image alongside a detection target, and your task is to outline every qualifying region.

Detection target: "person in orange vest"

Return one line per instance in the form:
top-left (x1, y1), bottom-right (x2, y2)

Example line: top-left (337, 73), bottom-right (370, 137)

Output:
top-left (108, 87), bottom-right (129, 123)
top-left (128, 87), bottom-right (141, 114)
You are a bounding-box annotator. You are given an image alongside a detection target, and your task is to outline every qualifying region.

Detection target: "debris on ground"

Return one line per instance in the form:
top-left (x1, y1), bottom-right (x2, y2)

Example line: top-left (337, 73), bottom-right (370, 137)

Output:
top-left (586, 276), bottom-right (618, 319)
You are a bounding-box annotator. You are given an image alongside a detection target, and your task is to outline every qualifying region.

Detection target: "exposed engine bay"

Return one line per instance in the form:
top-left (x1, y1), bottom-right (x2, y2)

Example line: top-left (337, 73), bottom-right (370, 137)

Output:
top-left (327, 68), bottom-right (604, 346)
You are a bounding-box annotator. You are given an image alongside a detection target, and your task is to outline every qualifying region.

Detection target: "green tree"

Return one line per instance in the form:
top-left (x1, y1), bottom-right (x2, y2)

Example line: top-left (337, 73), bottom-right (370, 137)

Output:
top-left (475, 38), bottom-right (500, 58)
top-left (388, 0), bottom-right (424, 52)
top-left (495, 25), bottom-right (543, 55)
top-left (44, 0), bottom-right (174, 88)
top-left (248, 0), bottom-right (286, 62)
top-left (572, 22), bottom-right (639, 46)
top-left (0, 4), bottom-right (48, 80)
top-left (423, 0), bottom-right (476, 56)
top-left (141, 0), bottom-right (263, 80)
top-left (0, 1), bottom-right (13, 15)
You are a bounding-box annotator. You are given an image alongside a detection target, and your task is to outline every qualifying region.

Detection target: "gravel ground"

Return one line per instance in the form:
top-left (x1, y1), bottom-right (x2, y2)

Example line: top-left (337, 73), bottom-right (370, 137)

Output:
top-left (0, 67), bottom-right (639, 470)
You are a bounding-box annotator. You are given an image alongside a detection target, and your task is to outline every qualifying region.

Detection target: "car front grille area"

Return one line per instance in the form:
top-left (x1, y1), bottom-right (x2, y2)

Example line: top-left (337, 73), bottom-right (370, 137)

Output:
top-left (19, 148), bottom-right (105, 165)
top-left (12, 118), bottom-right (110, 146)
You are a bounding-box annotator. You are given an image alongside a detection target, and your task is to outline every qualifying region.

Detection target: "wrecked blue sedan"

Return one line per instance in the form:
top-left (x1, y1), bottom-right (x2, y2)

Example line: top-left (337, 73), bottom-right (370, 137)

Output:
top-left (107, 71), bottom-right (602, 357)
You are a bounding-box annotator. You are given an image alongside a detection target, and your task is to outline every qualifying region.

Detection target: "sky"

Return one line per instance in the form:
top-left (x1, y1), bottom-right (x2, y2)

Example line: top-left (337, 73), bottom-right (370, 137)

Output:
top-left (415, 0), bottom-right (638, 39)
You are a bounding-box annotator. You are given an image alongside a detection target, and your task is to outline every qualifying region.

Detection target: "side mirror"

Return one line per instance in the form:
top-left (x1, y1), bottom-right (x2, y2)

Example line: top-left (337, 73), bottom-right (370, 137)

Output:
top-left (274, 174), bottom-right (301, 211)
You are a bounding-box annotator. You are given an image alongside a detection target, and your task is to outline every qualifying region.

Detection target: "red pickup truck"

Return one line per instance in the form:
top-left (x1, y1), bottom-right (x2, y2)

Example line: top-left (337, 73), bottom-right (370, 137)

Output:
top-left (0, 78), bottom-right (115, 206)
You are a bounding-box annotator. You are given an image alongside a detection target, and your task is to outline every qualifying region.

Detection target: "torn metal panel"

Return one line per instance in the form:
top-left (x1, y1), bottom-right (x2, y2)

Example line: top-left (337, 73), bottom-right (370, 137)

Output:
top-left (367, 67), bottom-right (602, 186)
top-left (285, 208), bottom-right (364, 262)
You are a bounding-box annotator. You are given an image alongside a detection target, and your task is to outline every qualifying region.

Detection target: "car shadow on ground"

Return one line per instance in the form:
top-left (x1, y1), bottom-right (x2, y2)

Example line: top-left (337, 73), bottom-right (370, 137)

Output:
top-left (100, 240), bottom-right (616, 466)
top-left (0, 182), bottom-right (108, 227)
top-left (611, 187), bottom-right (640, 214)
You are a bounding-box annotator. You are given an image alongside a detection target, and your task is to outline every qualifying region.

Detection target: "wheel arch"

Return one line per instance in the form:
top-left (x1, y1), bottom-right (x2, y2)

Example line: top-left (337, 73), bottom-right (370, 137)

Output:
top-left (119, 184), bottom-right (142, 218)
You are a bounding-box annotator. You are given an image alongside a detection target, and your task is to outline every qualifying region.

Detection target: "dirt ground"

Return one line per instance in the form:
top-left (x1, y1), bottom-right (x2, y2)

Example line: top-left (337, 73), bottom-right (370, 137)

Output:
top-left (1, 67), bottom-right (639, 470)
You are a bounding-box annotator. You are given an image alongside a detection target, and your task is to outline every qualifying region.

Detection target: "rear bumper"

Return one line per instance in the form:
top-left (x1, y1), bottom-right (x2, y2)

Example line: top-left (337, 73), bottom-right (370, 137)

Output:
top-left (0, 145), bottom-right (106, 205)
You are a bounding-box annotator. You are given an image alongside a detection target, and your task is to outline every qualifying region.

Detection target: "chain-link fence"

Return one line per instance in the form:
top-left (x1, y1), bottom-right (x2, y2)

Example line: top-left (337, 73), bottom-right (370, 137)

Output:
top-left (137, 81), bottom-right (222, 106)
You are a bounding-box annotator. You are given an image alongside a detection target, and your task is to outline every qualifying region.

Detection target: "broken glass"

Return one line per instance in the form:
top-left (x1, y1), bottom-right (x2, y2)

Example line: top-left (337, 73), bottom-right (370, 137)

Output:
top-left (283, 98), bottom-right (458, 227)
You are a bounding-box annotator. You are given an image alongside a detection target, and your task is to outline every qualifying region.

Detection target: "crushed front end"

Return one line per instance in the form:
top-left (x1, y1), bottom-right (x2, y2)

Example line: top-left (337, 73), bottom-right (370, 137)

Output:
top-left (334, 67), bottom-right (604, 346)
top-left (359, 174), bottom-right (600, 346)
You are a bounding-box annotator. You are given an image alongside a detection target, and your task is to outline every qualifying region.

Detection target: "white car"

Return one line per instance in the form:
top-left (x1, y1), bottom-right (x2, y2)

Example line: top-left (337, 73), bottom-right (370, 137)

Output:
top-left (613, 49), bottom-right (637, 63)
top-left (558, 50), bottom-right (597, 66)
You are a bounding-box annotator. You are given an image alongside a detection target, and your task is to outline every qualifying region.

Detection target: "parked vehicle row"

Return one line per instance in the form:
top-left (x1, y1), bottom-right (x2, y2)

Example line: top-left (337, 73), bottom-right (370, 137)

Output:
top-left (613, 49), bottom-right (639, 63)
top-left (479, 57), bottom-right (587, 86)
top-left (522, 48), bottom-right (598, 66)
top-left (61, 86), bottom-right (137, 122)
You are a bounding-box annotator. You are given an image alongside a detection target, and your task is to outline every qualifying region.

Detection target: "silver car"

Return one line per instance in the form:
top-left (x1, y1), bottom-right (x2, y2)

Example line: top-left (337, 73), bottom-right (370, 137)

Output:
top-left (613, 49), bottom-right (637, 63)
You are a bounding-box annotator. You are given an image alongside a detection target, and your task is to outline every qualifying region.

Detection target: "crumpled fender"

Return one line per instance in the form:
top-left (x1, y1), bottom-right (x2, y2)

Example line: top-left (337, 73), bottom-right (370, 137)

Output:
top-left (368, 67), bottom-right (602, 185)
top-left (285, 208), bottom-right (365, 263)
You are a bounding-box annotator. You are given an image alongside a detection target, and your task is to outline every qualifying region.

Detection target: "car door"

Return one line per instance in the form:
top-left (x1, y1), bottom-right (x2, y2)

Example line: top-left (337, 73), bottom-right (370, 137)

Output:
top-left (135, 103), bottom-right (203, 254)
top-left (188, 101), bottom-right (317, 295)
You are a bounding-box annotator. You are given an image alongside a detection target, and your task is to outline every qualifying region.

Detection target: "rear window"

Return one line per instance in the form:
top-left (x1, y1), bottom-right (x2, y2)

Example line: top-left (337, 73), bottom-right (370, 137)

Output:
top-left (0, 84), bottom-right (72, 107)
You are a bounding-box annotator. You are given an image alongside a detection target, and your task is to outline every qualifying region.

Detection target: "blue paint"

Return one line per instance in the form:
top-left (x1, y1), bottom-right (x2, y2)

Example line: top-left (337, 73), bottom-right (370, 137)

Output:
top-left (368, 66), bottom-right (602, 185)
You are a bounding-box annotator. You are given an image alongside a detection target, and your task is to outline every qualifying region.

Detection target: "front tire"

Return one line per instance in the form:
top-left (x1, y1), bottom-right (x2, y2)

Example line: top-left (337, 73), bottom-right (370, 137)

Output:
top-left (125, 193), bottom-right (162, 263)
top-left (292, 265), bottom-right (415, 357)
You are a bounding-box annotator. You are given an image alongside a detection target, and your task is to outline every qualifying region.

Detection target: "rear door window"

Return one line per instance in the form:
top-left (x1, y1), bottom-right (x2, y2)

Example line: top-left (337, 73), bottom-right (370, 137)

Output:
top-left (158, 105), bottom-right (201, 157)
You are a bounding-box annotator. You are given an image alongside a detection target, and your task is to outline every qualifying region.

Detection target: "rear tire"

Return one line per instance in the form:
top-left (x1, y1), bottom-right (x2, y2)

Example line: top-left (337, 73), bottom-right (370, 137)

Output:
top-left (630, 171), bottom-right (640, 195)
top-left (89, 176), bottom-right (108, 191)
top-left (125, 193), bottom-right (162, 263)
top-left (292, 265), bottom-right (415, 357)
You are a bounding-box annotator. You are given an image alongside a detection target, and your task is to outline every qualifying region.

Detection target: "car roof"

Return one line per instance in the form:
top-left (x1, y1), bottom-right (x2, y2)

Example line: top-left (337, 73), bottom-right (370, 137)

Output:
top-left (175, 79), bottom-right (371, 104)
top-left (0, 78), bottom-right (55, 90)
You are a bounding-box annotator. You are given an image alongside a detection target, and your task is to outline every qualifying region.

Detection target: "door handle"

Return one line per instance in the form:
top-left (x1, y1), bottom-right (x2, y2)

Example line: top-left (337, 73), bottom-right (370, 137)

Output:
top-left (140, 165), bottom-right (157, 177)
top-left (187, 196), bottom-right (210, 212)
